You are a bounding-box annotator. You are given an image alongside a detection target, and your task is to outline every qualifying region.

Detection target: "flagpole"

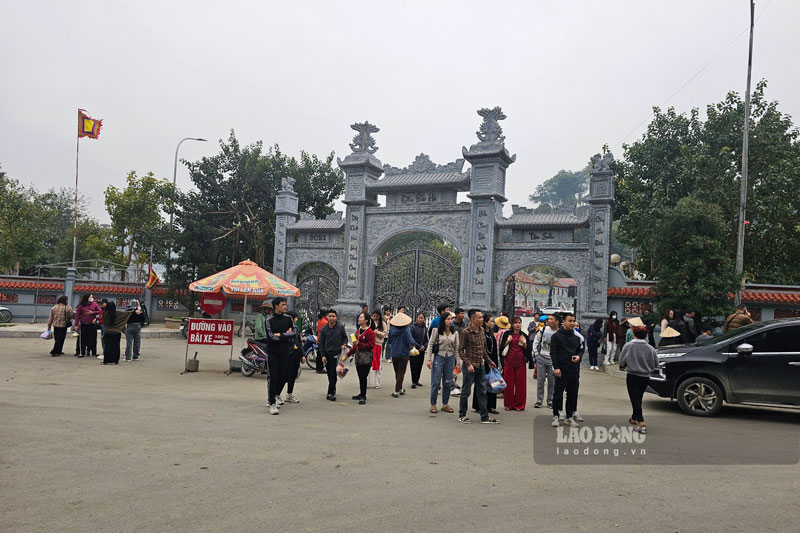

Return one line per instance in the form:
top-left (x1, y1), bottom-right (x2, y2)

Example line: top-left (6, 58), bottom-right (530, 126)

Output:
top-left (72, 126), bottom-right (80, 269)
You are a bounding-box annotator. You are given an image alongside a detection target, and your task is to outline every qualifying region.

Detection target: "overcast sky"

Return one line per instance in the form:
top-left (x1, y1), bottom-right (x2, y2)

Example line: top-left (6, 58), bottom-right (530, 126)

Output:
top-left (1, 0), bottom-right (797, 222)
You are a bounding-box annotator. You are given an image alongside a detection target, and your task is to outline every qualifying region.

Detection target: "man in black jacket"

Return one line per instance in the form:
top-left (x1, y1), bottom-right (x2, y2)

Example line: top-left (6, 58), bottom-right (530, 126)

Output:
top-left (550, 312), bottom-right (583, 428)
top-left (265, 297), bottom-right (298, 415)
top-left (318, 309), bottom-right (348, 401)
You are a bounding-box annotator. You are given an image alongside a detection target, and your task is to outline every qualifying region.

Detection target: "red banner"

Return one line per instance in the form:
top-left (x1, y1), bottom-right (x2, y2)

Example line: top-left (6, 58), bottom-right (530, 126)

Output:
top-left (186, 319), bottom-right (234, 346)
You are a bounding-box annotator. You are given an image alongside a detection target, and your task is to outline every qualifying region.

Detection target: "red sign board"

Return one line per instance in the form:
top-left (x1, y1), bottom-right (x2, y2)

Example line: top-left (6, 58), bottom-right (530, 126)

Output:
top-left (186, 319), bottom-right (234, 346)
top-left (199, 292), bottom-right (227, 315)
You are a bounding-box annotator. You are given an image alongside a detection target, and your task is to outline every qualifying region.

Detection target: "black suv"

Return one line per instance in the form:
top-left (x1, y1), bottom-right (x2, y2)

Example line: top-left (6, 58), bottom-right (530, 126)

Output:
top-left (648, 318), bottom-right (800, 416)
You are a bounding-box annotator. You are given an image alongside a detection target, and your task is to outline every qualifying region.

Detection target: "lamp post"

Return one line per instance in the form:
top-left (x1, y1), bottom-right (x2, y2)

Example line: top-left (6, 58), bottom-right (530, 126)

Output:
top-left (167, 137), bottom-right (207, 280)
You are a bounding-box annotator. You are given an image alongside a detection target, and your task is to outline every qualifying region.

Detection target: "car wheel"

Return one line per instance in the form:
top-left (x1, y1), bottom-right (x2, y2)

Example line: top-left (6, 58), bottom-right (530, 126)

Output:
top-left (677, 377), bottom-right (723, 417)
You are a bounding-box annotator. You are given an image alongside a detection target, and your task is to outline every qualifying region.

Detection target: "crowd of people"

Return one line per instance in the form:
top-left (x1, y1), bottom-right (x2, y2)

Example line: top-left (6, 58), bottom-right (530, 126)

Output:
top-left (46, 293), bottom-right (146, 364)
top-left (44, 293), bottom-right (758, 433)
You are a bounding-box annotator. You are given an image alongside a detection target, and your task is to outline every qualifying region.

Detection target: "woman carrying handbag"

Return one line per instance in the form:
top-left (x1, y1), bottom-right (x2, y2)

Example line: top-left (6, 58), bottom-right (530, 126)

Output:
top-left (346, 312), bottom-right (376, 405)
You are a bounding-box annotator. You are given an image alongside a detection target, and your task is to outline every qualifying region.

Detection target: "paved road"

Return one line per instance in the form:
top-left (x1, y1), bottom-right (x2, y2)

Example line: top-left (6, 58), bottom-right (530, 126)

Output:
top-left (1, 337), bottom-right (797, 532)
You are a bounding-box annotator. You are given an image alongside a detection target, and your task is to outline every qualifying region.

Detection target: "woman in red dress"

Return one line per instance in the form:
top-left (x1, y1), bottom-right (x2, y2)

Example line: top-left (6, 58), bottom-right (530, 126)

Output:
top-left (499, 316), bottom-right (530, 411)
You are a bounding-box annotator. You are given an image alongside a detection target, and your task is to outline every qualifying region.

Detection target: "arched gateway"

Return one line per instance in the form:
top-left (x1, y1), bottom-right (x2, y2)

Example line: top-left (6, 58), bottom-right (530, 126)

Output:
top-left (273, 107), bottom-right (615, 324)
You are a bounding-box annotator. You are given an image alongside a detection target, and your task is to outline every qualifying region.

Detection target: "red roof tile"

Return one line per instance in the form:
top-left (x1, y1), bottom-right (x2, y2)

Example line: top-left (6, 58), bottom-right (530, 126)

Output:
top-left (0, 280), bottom-right (65, 290)
top-left (607, 286), bottom-right (800, 305)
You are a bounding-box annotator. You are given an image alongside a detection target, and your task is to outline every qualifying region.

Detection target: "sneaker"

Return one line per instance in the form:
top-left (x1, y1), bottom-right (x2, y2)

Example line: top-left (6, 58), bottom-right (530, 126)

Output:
top-left (566, 417), bottom-right (579, 428)
top-left (391, 392), bottom-right (399, 398)
top-left (458, 416), bottom-right (472, 424)
top-left (451, 388), bottom-right (461, 396)
top-left (123, 359), bottom-right (130, 362)
top-left (399, 388), bottom-right (406, 396)
top-left (534, 402), bottom-right (542, 408)
top-left (481, 418), bottom-right (499, 424)
top-left (411, 383), bottom-right (417, 389)
top-left (96, 355), bottom-right (103, 359)
top-left (358, 397), bottom-right (366, 405)
top-left (572, 412), bottom-right (584, 423)
top-left (275, 396), bottom-right (285, 406)
top-left (132, 357), bottom-right (139, 361)
top-left (551, 416), bottom-right (560, 427)
top-left (352, 394), bottom-right (363, 400)
top-left (429, 405), bottom-right (438, 413)
top-left (285, 395), bottom-right (300, 403)
top-left (374, 384), bottom-right (380, 389)
top-left (269, 404), bottom-right (279, 415)
top-left (413, 382), bottom-right (423, 388)
top-left (635, 425), bottom-right (647, 434)
top-left (77, 354), bottom-right (84, 358)
top-left (547, 402), bottom-right (553, 409)
top-left (440, 405), bottom-right (454, 413)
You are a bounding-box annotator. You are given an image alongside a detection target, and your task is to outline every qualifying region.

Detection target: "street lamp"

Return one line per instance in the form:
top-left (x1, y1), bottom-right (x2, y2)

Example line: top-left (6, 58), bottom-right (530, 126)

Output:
top-left (166, 137), bottom-right (207, 280)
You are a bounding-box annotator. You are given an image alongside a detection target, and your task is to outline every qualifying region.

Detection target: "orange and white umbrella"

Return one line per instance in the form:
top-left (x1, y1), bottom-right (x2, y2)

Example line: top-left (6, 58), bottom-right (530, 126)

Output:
top-left (189, 259), bottom-right (300, 297)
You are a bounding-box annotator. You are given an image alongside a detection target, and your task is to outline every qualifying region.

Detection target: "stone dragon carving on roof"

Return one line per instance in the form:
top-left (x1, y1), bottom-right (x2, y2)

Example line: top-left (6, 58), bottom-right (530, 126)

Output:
top-left (349, 121), bottom-right (380, 154)
top-left (382, 154), bottom-right (466, 176)
top-left (476, 106), bottom-right (506, 142)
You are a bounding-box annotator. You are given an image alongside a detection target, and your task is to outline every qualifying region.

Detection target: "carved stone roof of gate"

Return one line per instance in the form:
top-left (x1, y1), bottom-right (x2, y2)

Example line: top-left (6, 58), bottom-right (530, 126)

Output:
top-left (367, 154), bottom-right (470, 192)
top-left (497, 212), bottom-right (589, 229)
top-left (287, 219), bottom-right (345, 231)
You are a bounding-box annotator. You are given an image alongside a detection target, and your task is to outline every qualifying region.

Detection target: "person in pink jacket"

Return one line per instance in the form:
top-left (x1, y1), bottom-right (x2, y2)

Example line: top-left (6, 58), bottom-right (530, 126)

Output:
top-left (74, 294), bottom-right (102, 358)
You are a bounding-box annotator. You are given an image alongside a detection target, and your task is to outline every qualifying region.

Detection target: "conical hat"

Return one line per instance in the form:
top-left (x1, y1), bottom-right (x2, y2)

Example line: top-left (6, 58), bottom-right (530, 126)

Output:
top-left (390, 312), bottom-right (412, 327)
top-left (660, 326), bottom-right (681, 338)
top-left (627, 317), bottom-right (645, 328)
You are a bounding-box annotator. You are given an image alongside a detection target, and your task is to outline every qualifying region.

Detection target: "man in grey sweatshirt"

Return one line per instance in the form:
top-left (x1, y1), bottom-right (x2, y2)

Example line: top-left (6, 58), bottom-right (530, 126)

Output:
top-left (532, 314), bottom-right (559, 409)
top-left (619, 326), bottom-right (659, 433)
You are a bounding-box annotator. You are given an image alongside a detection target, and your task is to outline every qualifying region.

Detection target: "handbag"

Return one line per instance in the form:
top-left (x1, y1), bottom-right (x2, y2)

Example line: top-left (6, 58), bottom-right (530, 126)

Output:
top-left (355, 350), bottom-right (373, 366)
top-left (431, 330), bottom-right (440, 356)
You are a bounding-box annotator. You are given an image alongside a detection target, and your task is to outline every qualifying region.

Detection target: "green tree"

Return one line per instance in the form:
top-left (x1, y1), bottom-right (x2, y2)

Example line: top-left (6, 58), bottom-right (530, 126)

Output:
top-left (650, 196), bottom-right (738, 317)
top-left (529, 165), bottom-right (592, 213)
top-left (105, 171), bottom-right (174, 279)
top-left (167, 131), bottom-right (345, 307)
top-left (614, 80), bottom-right (800, 285)
top-left (0, 168), bottom-right (43, 274)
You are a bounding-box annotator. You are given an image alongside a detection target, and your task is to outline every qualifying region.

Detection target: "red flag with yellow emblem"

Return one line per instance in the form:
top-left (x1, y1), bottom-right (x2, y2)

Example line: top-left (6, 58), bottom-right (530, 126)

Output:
top-left (78, 109), bottom-right (102, 139)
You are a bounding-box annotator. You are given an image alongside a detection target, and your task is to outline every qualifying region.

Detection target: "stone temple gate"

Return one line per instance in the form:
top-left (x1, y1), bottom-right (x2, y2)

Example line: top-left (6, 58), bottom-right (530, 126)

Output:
top-left (273, 107), bottom-right (615, 323)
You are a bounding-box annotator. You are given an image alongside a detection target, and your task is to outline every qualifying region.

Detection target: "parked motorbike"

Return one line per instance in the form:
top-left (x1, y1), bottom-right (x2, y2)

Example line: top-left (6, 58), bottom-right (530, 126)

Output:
top-left (239, 338), bottom-right (269, 377)
top-left (303, 325), bottom-right (318, 369)
top-left (180, 305), bottom-right (211, 339)
top-left (0, 305), bottom-right (12, 323)
top-left (239, 338), bottom-right (302, 380)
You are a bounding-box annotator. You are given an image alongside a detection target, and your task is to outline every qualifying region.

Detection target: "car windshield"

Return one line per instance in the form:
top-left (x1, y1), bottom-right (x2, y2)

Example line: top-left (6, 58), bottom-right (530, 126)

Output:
top-left (693, 322), bottom-right (763, 346)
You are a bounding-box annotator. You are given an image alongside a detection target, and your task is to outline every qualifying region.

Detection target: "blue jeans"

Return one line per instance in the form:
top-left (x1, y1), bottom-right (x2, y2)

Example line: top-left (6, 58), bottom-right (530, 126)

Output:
top-left (430, 355), bottom-right (455, 406)
top-left (458, 363), bottom-right (488, 420)
top-left (125, 323), bottom-right (142, 359)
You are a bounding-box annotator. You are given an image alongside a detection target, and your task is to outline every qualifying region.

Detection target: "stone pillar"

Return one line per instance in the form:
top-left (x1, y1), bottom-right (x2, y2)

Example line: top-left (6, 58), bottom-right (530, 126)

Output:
top-left (64, 267), bottom-right (77, 307)
top-left (586, 152), bottom-right (615, 318)
top-left (462, 107), bottom-right (515, 311)
top-left (336, 122), bottom-right (382, 323)
top-left (273, 177), bottom-right (299, 279)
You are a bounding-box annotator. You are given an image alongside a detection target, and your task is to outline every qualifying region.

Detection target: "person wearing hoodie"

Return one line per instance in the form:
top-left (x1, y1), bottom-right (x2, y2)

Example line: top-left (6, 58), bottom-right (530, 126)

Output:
top-left (550, 312), bottom-right (583, 428)
top-left (619, 326), bottom-right (659, 434)
top-left (388, 312), bottom-right (415, 398)
top-left (532, 314), bottom-right (559, 408)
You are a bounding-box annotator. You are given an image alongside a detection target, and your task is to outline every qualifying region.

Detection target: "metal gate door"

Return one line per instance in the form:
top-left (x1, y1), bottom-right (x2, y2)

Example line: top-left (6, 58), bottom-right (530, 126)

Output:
top-left (296, 264), bottom-right (339, 326)
top-left (374, 247), bottom-right (460, 319)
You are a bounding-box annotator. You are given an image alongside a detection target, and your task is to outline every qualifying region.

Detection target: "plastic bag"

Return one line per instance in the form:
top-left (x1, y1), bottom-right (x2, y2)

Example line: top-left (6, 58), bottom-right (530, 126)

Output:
top-left (41, 329), bottom-right (53, 340)
top-left (336, 362), bottom-right (349, 379)
top-left (486, 367), bottom-right (506, 392)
